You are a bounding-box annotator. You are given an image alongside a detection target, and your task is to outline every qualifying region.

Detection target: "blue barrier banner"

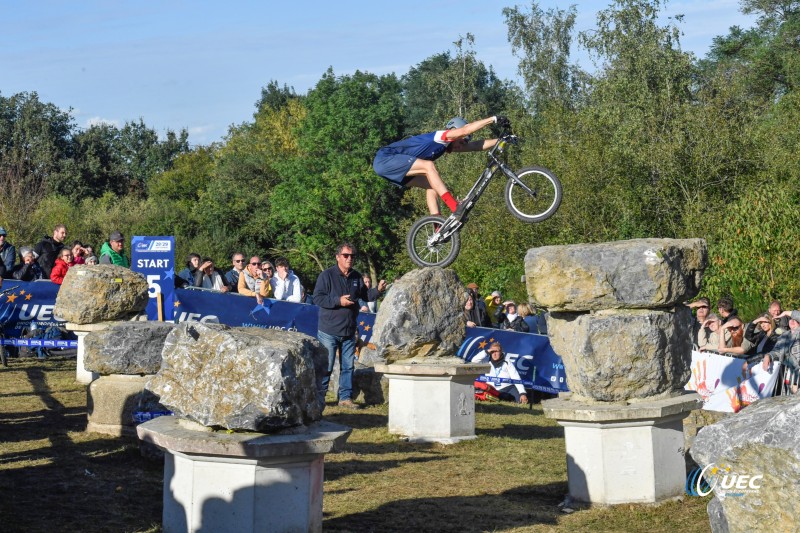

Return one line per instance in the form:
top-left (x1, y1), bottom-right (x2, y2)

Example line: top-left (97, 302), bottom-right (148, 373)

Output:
top-left (458, 327), bottom-right (569, 394)
top-left (0, 281), bottom-right (64, 338)
top-left (0, 280), bottom-right (569, 394)
top-left (172, 289), bottom-right (377, 344)
top-left (131, 236), bottom-right (176, 321)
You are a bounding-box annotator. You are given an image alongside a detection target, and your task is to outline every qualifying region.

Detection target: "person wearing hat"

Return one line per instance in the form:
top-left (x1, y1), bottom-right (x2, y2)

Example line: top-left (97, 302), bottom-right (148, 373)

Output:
top-left (484, 290), bottom-right (503, 326)
top-left (0, 227), bottom-right (16, 278)
top-left (99, 231), bottom-right (130, 267)
top-left (11, 247), bottom-right (43, 281)
top-left (495, 300), bottom-right (530, 333)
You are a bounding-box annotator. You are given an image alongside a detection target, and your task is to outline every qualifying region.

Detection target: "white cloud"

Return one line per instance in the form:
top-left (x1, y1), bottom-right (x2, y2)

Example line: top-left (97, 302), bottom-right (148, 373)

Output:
top-left (85, 116), bottom-right (120, 128)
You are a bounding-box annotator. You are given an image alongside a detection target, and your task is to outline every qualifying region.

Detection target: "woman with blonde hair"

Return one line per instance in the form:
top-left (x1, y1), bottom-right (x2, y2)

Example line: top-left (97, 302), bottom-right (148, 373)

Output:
top-left (517, 302), bottom-right (540, 334)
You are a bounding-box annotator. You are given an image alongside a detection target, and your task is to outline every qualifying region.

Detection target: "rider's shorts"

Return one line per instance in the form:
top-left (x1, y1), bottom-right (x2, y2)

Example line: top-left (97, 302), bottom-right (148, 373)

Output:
top-left (373, 148), bottom-right (416, 188)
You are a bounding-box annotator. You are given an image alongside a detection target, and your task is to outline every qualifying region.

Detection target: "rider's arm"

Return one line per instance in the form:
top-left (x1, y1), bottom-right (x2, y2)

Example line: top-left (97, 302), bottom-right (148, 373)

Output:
top-left (443, 116), bottom-right (496, 142)
top-left (449, 138), bottom-right (498, 153)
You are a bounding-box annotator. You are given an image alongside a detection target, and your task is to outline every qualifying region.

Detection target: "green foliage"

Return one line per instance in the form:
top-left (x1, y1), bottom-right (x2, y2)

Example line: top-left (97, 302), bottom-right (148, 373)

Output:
top-left (503, 2), bottom-right (587, 111)
top-left (269, 69), bottom-right (407, 281)
top-left (401, 35), bottom-right (513, 134)
top-left (6, 0), bottom-right (800, 311)
top-left (703, 180), bottom-right (800, 319)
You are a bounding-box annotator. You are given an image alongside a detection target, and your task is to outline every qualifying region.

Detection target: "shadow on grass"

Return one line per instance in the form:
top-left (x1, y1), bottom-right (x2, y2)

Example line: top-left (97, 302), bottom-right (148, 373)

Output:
top-left (475, 401), bottom-right (541, 416)
top-left (323, 411), bottom-right (387, 430)
top-left (324, 453), bottom-right (446, 482)
top-left (323, 481), bottom-right (567, 531)
top-left (477, 423), bottom-right (564, 440)
top-left (0, 361), bottom-right (163, 533)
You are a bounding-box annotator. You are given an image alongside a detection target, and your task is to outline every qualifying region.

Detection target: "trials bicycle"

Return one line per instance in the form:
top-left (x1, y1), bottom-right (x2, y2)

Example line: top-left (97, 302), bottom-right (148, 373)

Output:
top-left (406, 124), bottom-right (562, 268)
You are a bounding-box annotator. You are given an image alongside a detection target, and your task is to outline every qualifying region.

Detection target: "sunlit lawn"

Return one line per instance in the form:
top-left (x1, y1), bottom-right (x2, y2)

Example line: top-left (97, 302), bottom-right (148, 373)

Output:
top-left (0, 357), bottom-right (711, 532)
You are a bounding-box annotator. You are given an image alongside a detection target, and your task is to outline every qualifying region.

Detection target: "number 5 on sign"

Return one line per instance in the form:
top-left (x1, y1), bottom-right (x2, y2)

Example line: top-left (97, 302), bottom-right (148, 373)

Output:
top-left (147, 275), bottom-right (162, 297)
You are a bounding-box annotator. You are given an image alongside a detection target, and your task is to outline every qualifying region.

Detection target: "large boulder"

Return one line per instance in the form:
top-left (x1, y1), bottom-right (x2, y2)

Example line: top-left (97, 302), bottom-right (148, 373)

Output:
top-left (547, 306), bottom-right (692, 401)
top-left (147, 323), bottom-right (324, 432)
top-left (359, 267), bottom-right (466, 364)
top-left (55, 265), bottom-right (149, 324)
top-left (84, 321), bottom-right (176, 375)
top-left (691, 395), bottom-right (800, 533)
top-left (525, 238), bottom-right (707, 311)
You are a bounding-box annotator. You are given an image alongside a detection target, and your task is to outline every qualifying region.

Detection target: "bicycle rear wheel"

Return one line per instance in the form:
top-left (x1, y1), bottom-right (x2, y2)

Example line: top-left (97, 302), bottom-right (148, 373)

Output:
top-left (504, 166), bottom-right (562, 223)
top-left (406, 215), bottom-right (461, 268)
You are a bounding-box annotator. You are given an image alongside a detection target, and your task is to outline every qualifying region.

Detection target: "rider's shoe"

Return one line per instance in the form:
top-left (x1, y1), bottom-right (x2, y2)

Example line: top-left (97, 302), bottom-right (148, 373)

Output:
top-left (453, 200), bottom-right (468, 220)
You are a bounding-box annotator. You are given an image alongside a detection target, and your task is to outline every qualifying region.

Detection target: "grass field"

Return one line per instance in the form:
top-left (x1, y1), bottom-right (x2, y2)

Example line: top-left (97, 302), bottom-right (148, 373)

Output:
top-left (0, 356), bottom-right (712, 532)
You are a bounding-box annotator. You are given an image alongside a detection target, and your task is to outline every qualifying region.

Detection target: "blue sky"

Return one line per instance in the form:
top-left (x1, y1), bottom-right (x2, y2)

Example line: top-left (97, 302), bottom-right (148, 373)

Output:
top-left (1, 1), bottom-right (756, 145)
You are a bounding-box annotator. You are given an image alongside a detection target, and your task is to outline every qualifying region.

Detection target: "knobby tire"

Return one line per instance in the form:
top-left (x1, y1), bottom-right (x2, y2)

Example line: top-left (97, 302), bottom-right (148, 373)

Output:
top-left (406, 215), bottom-right (461, 268)
top-left (504, 166), bottom-right (562, 223)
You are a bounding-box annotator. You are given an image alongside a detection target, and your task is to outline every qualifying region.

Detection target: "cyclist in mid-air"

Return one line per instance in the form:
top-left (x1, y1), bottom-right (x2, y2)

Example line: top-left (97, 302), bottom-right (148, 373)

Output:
top-left (373, 115), bottom-right (510, 217)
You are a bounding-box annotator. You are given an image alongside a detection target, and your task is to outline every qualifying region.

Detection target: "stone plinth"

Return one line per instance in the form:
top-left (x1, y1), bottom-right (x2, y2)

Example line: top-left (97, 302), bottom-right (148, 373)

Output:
top-left (86, 374), bottom-right (154, 437)
top-left (544, 393), bottom-right (701, 505)
top-left (65, 322), bottom-right (113, 384)
top-left (137, 416), bottom-right (351, 533)
top-left (375, 363), bottom-right (489, 444)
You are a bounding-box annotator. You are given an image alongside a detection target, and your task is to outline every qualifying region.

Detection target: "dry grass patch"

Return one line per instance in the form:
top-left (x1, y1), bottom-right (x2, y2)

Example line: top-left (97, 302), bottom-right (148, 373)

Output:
top-left (1, 357), bottom-right (711, 532)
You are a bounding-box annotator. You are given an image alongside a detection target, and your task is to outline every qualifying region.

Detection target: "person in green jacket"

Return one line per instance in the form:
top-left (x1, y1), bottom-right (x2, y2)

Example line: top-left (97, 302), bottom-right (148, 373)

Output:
top-left (99, 231), bottom-right (130, 267)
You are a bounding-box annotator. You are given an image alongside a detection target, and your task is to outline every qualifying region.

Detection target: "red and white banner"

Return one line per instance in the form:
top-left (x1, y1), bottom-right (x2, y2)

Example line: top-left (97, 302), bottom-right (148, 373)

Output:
top-left (685, 351), bottom-right (781, 413)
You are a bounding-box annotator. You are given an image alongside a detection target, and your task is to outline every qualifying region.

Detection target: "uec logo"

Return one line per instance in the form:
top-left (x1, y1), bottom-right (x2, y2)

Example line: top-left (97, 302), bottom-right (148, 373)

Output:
top-left (686, 463), bottom-right (763, 497)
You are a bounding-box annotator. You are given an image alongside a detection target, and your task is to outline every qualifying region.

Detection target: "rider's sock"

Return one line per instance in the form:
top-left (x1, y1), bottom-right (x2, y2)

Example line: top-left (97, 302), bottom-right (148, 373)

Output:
top-left (441, 192), bottom-right (458, 212)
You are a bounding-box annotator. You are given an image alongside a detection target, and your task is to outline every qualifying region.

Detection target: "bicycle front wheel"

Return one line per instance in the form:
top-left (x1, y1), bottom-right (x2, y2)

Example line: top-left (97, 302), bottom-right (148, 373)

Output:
top-left (406, 215), bottom-right (461, 268)
top-left (504, 166), bottom-right (562, 223)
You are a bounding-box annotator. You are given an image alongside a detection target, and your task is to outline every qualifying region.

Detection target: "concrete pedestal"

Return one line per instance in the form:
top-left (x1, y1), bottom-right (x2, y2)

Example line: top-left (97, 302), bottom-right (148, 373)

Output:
top-left (65, 322), bottom-right (111, 384)
top-left (375, 362), bottom-right (489, 444)
top-left (87, 374), bottom-right (152, 437)
top-left (543, 392), bottom-right (701, 505)
top-left (137, 416), bottom-right (351, 533)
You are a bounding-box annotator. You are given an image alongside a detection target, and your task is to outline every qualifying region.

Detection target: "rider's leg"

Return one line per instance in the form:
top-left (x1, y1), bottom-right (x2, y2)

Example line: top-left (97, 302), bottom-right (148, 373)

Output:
top-left (406, 159), bottom-right (458, 214)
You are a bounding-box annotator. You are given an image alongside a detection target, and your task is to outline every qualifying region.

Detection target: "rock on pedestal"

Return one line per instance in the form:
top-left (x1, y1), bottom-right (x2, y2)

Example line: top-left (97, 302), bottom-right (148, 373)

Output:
top-left (374, 363), bottom-right (488, 444)
top-left (691, 395), bottom-right (800, 533)
top-left (65, 322), bottom-right (110, 384)
top-left (359, 267), bottom-right (466, 363)
top-left (544, 393), bottom-right (701, 505)
top-left (547, 306), bottom-right (693, 401)
top-left (530, 238), bottom-right (708, 506)
top-left (525, 238), bottom-right (707, 312)
top-left (147, 323), bottom-right (324, 432)
top-left (82, 321), bottom-right (174, 437)
top-left (137, 416), bottom-right (350, 533)
top-left (55, 265), bottom-right (149, 324)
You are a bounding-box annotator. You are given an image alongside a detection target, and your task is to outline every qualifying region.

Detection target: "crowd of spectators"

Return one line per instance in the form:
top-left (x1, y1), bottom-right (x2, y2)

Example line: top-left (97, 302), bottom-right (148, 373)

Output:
top-left (464, 282), bottom-right (547, 334)
top-left (689, 296), bottom-right (800, 395)
top-left (0, 225), bottom-right (122, 284)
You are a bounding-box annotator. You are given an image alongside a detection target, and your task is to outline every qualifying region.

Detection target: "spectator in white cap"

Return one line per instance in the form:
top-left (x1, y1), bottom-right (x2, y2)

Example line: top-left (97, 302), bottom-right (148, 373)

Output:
top-left (484, 290), bottom-right (503, 326)
top-left (0, 227), bottom-right (16, 278)
top-left (99, 231), bottom-right (129, 267)
top-left (11, 247), bottom-right (43, 281)
top-left (495, 300), bottom-right (530, 332)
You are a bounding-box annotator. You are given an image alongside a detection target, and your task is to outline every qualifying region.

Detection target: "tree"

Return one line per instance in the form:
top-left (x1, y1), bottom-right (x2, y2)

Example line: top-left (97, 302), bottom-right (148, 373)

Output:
top-left (269, 69), bottom-right (407, 280)
top-left (504, 2), bottom-right (588, 112)
top-left (402, 35), bottom-right (513, 134)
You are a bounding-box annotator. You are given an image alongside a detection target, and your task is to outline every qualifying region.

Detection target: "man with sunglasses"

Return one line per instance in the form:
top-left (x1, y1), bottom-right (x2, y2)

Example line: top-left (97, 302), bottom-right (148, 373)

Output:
top-left (238, 256), bottom-right (266, 298)
top-left (313, 243), bottom-right (387, 410)
top-left (225, 252), bottom-right (246, 293)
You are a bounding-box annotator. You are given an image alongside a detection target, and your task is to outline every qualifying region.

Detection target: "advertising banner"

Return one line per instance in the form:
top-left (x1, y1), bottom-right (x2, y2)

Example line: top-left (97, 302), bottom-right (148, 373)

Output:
top-left (131, 236), bottom-right (176, 321)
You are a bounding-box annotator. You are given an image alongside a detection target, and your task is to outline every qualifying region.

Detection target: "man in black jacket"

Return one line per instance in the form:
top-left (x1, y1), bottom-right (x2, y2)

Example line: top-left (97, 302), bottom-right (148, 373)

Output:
top-left (34, 224), bottom-right (66, 278)
top-left (313, 242), bottom-right (386, 410)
